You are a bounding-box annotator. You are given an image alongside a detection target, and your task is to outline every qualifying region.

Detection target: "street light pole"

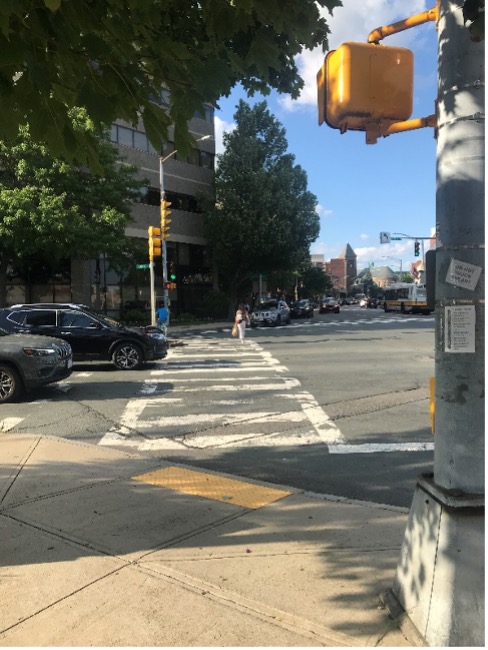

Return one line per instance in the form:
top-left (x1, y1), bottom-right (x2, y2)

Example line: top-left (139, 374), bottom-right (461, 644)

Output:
top-left (156, 135), bottom-right (212, 323)
top-left (159, 154), bottom-right (171, 314)
top-left (382, 256), bottom-right (403, 282)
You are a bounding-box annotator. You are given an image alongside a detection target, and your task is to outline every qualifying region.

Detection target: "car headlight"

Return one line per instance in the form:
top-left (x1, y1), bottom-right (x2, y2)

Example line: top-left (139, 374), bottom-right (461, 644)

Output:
top-left (23, 347), bottom-right (56, 357)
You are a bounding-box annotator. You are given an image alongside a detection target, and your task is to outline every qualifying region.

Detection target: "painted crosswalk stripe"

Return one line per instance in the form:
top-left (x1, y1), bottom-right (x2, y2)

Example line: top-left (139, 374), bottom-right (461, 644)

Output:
top-left (0, 417), bottom-right (24, 432)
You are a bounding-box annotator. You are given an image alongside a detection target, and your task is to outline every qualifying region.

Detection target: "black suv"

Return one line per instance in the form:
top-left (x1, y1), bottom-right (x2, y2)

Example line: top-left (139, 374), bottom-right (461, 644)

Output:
top-left (0, 304), bottom-right (168, 370)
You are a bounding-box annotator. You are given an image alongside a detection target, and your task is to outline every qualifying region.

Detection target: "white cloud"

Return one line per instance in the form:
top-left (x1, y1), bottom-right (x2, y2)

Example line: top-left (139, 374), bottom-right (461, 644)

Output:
top-left (355, 239), bottom-right (417, 269)
top-left (360, 233), bottom-right (369, 240)
top-left (279, 0), bottom-right (430, 112)
top-left (214, 116), bottom-right (236, 155)
top-left (316, 203), bottom-right (333, 218)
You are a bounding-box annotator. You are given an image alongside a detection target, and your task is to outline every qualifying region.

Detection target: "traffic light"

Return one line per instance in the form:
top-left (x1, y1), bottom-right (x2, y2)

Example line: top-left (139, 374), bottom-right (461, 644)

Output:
top-left (148, 226), bottom-right (162, 260)
top-left (317, 42), bottom-right (413, 132)
top-left (161, 199), bottom-right (172, 240)
top-left (169, 261), bottom-right (177, 283)
top-left (414, 241), bottom-right (420, 257)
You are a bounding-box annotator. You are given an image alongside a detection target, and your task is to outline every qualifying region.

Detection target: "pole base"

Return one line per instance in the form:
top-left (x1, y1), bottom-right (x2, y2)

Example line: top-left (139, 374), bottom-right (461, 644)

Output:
top-left (392, 474), bottom-right (484, 646)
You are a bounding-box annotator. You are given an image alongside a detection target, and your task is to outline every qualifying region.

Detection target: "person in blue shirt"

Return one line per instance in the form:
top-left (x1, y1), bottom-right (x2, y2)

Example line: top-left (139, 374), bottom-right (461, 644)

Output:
top-left (156, 305), bottom-right (169, 332)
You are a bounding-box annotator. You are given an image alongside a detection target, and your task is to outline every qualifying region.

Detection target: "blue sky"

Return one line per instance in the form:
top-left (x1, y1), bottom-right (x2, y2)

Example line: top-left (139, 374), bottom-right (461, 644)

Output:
top-left (214, 0), bottom-right (438, 275)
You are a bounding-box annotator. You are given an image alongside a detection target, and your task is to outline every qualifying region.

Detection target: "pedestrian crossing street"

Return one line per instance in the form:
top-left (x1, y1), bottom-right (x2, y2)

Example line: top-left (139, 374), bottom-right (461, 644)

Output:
top-left (175, 314), bottom-right (435, 338)
top-left (99, 338), bottom-right (434, 455)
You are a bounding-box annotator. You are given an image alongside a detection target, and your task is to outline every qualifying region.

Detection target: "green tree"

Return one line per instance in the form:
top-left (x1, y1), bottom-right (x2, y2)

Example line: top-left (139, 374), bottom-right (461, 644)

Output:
top-left (203, 100), bottom-right (320, 314)
top-left (300, 264), bottom-right (333, 298)
top-left (271, 264), bottom-right (332, 301)
top-left (0, 0), bottom-right (341, 164)
top-left (0, 112), bottom-right (145, 305)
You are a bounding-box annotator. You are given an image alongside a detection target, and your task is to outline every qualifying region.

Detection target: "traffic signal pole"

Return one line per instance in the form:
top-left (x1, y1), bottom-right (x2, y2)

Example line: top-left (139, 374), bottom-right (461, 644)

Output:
top-left (159, 156), bottom-right (170, 313)
top-left (390, 3), bottom-right (485, 645)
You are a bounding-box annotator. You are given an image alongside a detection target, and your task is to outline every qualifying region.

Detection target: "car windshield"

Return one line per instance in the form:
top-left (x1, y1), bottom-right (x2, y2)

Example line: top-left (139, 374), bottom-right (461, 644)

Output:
top-left (256, 301), bottom-right (278, 310)
top-left (296, 300), bottom-right (307, 306)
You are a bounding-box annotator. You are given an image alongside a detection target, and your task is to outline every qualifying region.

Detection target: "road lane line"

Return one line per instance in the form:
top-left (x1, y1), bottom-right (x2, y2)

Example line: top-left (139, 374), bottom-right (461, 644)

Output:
top-left (328, 442), bottom-right (435, 454)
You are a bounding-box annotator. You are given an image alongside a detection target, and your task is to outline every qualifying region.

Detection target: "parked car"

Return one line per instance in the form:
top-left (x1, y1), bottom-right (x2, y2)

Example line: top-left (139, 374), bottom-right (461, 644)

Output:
top-left (319, 297), bottom-right (341, 314)
top-left (250, 299), bottom-right (291, 327)
top-left (0, 304), bottom-right (168, 370)
top-left (289, 299), bottom-right (314, 319)
top-left (0, 327), bottom-right (73, 403)
top-left (359, 297), bottom-right (368, 308)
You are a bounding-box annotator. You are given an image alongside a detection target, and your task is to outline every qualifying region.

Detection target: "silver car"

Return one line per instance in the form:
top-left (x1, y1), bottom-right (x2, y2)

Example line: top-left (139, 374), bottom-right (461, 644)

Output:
top-left (250, 300), bottom-right (291, 327)
top-left (0, 327), bottom-right (73, 403)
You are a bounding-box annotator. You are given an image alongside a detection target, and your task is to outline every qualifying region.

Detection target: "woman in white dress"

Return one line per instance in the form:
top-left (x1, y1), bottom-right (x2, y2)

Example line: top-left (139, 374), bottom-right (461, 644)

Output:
top-left (235, 303), bottom-right (250, 343)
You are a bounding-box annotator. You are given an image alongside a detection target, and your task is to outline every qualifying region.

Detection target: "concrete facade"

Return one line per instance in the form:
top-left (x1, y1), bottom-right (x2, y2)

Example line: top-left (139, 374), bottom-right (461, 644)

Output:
top-left (5, 108), bottom-right (216, 318)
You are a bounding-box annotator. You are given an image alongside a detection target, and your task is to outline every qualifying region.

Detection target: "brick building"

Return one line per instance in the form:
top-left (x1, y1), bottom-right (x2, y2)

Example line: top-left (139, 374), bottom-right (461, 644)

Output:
top-left (326, 243), bottom-right (357, 295)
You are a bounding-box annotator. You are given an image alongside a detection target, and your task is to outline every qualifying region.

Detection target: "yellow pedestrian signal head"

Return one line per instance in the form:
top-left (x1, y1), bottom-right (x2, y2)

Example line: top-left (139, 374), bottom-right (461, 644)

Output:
top-left (148, 226), bottom-right (162, 260)
top-left (318, 42), bottom-right (414, 133)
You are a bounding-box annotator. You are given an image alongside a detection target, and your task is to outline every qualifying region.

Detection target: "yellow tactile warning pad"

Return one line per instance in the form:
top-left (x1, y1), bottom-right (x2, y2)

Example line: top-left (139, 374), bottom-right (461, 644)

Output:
top-left (131, 466), bottom-right (292, 509)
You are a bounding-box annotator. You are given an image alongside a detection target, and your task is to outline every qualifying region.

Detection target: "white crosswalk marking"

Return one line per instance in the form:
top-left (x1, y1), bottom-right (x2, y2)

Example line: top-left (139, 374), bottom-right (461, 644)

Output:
top-left (0, 417), bottom-right (24, 432)
top-left (99, 339), bottom-right (343, 450)
top-left (99, 337), bottom-right (432, 454)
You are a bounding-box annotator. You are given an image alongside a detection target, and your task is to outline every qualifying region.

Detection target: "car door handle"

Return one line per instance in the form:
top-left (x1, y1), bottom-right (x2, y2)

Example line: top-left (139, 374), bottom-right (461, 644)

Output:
top-left (60, 331), bottom-right (73, 335)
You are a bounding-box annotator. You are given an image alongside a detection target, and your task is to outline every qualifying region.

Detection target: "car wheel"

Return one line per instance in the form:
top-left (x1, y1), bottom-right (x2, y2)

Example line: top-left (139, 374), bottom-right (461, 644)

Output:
top-left (0, 364), bottom-right (23, 403)
top-left (273, 316), bottom-right (281, 327)
top-left (112, 342), bottom-right (144, 370)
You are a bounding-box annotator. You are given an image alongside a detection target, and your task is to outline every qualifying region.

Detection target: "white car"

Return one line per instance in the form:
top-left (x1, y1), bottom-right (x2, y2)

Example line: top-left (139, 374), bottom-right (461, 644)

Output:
top-left (250, 300), bottom-right (291, 327)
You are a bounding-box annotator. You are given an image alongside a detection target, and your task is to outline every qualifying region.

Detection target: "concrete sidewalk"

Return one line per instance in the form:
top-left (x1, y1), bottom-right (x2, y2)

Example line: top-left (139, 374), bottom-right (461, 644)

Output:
top-left (0, 434), bottom-right (424, 647)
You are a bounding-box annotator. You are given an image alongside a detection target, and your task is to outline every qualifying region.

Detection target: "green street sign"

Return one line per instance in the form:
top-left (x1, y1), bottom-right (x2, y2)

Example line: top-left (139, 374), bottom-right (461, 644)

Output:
top-left (136, 263), bottom-right (150, 270)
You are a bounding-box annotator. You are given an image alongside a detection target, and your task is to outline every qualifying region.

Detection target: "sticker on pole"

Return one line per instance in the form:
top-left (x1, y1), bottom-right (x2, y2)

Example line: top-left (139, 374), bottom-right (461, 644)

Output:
top-left (445, 258), bottom-right (482, 291)
top-left (445, 305), bottom-right (476, 353)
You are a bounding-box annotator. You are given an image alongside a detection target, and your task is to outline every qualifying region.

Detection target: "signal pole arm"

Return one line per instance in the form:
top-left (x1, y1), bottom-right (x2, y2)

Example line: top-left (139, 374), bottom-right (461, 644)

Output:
top-left (367, 6), bottom-right (438, 43)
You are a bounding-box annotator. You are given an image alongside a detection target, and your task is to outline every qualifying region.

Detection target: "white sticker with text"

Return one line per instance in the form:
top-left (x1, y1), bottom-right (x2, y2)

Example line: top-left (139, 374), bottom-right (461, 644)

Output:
top-left (446, 258), bottom-right (482, 291)
top-left (445, 305), bottom-right (476, 353)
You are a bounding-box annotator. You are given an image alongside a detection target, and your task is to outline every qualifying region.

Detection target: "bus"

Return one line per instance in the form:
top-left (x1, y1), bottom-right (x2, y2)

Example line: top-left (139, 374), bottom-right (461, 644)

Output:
top-left (383, 283), bottom-right (432, 314)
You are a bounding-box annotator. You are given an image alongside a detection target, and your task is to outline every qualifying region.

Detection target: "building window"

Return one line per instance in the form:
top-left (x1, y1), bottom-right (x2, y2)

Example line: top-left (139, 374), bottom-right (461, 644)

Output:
top-left (117, 126), bottom-right (134, 147)
top-left (140, 187), bottom-right (160, 206)
top-left (139, 188), bottom-right (203, 213)
top-left (133, 130), bottom-right (148, 151)
top-left (112, 127), bottom-right (213, 169)
top-left (200, 150), bottom-right (214, 170)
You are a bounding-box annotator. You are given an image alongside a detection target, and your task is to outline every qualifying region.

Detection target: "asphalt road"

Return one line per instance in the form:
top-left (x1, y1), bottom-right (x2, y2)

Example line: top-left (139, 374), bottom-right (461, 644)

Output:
top-left (0, 306), bottom-right (435, 508)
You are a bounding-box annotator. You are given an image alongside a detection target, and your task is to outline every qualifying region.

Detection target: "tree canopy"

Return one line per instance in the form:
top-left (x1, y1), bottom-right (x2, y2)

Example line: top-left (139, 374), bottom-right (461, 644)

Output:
top-left (203, 100), bottom-right (320, 310)
top-left (0, 110), bottom-right (145, 303)
top-left (0, 0), bottom-right (341, 164)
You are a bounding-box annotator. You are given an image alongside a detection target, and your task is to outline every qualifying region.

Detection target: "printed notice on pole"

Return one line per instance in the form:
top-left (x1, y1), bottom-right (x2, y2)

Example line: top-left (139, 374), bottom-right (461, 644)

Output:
top-left (445, 258), bottom-right (482, 291)
top-left (445, 306), bottom-right (476, 353)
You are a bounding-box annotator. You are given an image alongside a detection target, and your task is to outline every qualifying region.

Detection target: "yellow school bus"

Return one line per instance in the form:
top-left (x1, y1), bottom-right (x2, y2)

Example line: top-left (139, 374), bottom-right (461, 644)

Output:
top-left (383, 283), bottom-right (432, 314)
